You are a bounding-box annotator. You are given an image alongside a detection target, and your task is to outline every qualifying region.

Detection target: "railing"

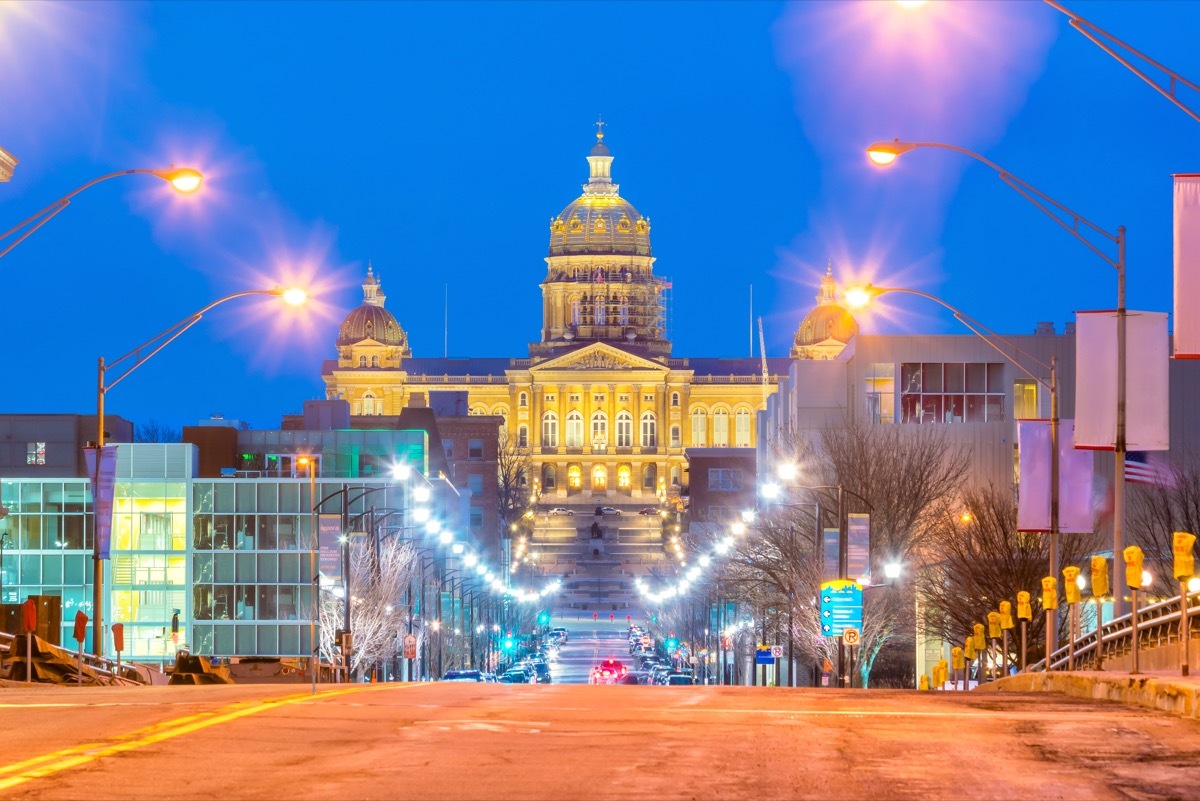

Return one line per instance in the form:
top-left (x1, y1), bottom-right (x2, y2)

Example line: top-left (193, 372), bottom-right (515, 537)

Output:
top-left (0, 631), bottom-right (157, 685)
top-left (1032, 590), bottom-right (1200, 672)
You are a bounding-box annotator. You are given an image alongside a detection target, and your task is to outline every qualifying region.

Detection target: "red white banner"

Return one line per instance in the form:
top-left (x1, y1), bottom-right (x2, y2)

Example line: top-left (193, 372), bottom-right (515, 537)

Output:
top-left (1174, 175), bottom-right (1200, 358)
top-left (1017, 419), bottom-right (1094, 533)
top-left (1074, 310), bottom-right (1169, 451)
top-left (83, 445), bottom-right (119, 560)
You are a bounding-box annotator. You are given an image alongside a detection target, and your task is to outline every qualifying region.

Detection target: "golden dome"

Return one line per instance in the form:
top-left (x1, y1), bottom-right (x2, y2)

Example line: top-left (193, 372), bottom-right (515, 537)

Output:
top-left (336, 266), bottom-right (411, 351)
top-left (793, 267), bottom-right (858, 354)
top-left (548, 130), bottom-right (651, 257)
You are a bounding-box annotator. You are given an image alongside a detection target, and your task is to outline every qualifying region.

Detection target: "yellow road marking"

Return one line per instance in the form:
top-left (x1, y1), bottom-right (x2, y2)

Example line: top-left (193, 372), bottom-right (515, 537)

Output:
top-left (0, 683), bottom-right (411, 793)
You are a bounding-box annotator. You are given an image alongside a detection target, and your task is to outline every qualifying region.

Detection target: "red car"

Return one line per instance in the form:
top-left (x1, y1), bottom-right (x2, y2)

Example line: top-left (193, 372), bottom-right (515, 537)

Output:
top-left (590, 659), bottom-right (627, 684)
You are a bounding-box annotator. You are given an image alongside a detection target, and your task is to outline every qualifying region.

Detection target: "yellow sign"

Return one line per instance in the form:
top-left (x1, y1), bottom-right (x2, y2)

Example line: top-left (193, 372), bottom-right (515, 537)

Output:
top-left (1016, 591), bottom-right (1032, 621)
top-left (999, 601), bottom-right (1014, 630)
top-left (1091, 556), bottom-right (1109, 599)
top-left (1173, 532), bottom-right (1196, 580)
top-left (987, 611), bottom-right (1001, 639)
top-left (1042, 576), bottom-right (1058, 611)
top-left (1063, 566), bottom-right (1081, 604)
top-left (1124, 545), bottom-right (1145, 589)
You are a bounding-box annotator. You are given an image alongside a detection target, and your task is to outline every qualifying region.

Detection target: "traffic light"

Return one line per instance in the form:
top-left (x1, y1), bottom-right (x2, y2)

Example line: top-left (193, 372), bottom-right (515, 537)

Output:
top-left (609, 613), bottom-right (615, 622)
top-left (538, 612), bottom-right (550, 626)
top-left (593, 612), bottom-right (598, 620)
top-left (503, 637), bottom-right (515, 651)
top-left (651, 614), bottom-right (658, 624)
top-left (665, 637), bottom-right (678, 651)
top-left (626, 615), bottom-right (632, 622)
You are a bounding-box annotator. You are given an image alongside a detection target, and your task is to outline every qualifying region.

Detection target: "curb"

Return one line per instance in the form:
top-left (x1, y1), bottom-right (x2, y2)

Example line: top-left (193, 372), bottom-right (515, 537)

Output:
top-left (978, 671), bottom-right (1200, 720)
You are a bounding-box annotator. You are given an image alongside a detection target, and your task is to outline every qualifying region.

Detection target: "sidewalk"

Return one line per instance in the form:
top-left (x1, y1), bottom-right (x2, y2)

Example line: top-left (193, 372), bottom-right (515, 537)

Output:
top-left (978, 669), bottom-right (1200, 720)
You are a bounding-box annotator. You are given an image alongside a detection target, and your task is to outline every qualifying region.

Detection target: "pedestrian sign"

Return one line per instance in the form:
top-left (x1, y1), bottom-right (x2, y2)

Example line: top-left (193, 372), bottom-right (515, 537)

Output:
top-left (820, 579), bottom-right (863, 636)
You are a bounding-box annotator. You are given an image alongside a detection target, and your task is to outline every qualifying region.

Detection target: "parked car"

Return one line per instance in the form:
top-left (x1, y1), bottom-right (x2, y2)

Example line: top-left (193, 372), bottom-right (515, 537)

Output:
top-left (548, 507), bottom-right (574, 516)
top-left (665, 673), bottom-right (695, 686)
top-left (550, 626), bottom-right (569, 642)
top-left (638, 507), bottom-right (660, 516)
top-left (597, 506), bottom-right (621, 516)
top-left (499, 669), bottom-right (530, 683)
top-left (442, 669), bottom-right (484, 682)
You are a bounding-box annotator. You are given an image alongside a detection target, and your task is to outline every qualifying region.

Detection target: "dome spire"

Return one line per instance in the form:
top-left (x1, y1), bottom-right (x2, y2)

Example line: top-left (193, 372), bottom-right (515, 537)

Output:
top-left (817, 262), bottom-right (838, 306)
top-left (363, 263), bottom-right (387, 308)
top-left (586, 119), bottom-right (615, 194)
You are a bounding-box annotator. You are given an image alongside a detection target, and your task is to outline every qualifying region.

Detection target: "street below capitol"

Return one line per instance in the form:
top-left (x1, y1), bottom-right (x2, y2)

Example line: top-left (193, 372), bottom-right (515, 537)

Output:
top-left (3, 627), bottom-right (1200, 801)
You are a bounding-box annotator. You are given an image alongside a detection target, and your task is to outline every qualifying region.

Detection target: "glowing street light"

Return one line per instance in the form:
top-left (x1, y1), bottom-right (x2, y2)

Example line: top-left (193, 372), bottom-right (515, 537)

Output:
top-left (0, 165), bottom-right (204, 260)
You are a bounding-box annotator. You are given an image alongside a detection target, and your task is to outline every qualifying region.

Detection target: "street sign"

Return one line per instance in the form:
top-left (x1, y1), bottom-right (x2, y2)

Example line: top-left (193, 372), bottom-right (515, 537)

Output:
top-left (402, 633), bottom-right (418, 660)
top-left (755, 646), bottom-right (774, 665)
top-left (842, 627), bottom-right (861, 647)
top-left (820, 579), bottom-right (863, 636)
top-left (770, 645), bottom-right (784, 659)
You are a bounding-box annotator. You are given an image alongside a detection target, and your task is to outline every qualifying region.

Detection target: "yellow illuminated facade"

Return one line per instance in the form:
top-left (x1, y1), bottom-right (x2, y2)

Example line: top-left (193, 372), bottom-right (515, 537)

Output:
top-left (323, 128), bottom-right (809, 503)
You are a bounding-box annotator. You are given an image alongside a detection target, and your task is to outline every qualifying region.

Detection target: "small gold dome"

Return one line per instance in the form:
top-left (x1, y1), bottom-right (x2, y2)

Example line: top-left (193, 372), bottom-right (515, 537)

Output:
top-left (792, 267), bottom-right (858, 357)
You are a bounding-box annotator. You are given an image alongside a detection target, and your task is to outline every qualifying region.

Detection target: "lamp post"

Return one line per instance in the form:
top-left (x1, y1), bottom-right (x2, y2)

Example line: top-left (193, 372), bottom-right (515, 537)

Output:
top-left (758, 487), bottom-right (824, 688)
top-left (91, 286), bottom-right (306, 657)
top-left (0, 166), bottom-right (202, 261)
top-left (298, 457), bottom-right (318, 693)
top-left (866, 139), bottom-right (1128, 621)
top-left (845, 284), bottom-right (1065, 654)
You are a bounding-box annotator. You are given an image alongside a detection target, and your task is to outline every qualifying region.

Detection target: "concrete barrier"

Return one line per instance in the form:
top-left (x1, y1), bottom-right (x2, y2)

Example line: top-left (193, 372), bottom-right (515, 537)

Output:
top-left (978, 670), bottom-right (1200, 720)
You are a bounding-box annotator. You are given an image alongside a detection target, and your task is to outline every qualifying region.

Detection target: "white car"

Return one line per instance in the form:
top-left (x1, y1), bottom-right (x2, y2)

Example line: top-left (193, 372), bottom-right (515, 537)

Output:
top-left (598, 507), bottom-right (621, 516)
top-left (548, 507), bottom-right (574, 516)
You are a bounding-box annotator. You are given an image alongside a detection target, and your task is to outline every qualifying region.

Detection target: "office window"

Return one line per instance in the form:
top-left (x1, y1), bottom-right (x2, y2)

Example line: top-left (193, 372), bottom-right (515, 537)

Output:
top-left (900, 362), bottom-right (1006, 424)
top-left (26, 443), bottom-right (45, 465)
top-left (712, 409), bottom-right (729, 447)
top-left (708, 468), bottom-right (743, 491)
top-left (467, 474), bottom-right (484, 495)
top-left (442, 439), bottom-right (454, 460)
top-left (470, 509), bottom-right (483, 529)
top-left (467, 439), bottom-right (484, 460)
top-left (865, 363), bottom-right (896, 424)
top-left (1014, 379), bottom-right (1039, 420)
top-left (641, 412), bottom-right (657, 447)
top-left (616, 412), bottom-right (633, 447)
top-left (690, 408), bottom-right (707, 447)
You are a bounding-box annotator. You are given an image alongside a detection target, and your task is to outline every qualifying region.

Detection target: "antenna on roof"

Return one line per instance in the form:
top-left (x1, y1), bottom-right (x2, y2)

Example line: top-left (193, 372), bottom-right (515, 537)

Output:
top-left (444, 284), bottom-right (449, 358)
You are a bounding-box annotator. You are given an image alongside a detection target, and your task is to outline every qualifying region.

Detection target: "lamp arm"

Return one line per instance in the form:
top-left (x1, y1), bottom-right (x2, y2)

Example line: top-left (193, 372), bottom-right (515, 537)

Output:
top-left (102, 290), bottom-right (279, 393)
top-left (907, 142), bottom-right (1121, 269)
top-left (0, 170), bottom-right (164, 261)
top-left (1044, 0), bottom-right (1200, 126)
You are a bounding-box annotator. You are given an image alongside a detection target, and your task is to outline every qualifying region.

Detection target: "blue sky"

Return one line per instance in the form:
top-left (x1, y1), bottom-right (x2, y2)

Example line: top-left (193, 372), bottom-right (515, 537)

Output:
top-left (1, 1), bottom-right (1197, 430)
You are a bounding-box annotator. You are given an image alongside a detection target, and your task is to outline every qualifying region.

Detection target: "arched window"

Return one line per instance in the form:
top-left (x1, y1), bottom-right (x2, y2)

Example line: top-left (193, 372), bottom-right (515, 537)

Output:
top-left (670, 425), bottom-right (681, 448)
top-left (595, 295), bottom-right (607, 326)
top-left (363, 392), bottom-right (378, 416)
top-left (592, 464), bottom-right (607, 490)
top-left (542, 412), bottom-right (558, 447)
top-left (568, 464), bottom-right (582, 489)
top-left (735, 408), bottom-right (752, 447)
top-left (519, 392), bottom-right (528, 408)
top-left (570, 296), bottom-right (581, 327)
top-left (496, 408), bottom-right (508, 438)
top-left (643, 462), bottom-right (658, 490)
top-left (619, 296), bottom-right (629, 326)
top-left (470, 406), bottom-right (486, 416)
top-left (616, 411), bottom-right (633, 447)
top-left (690, 408), bottom-right (707, 447)
top-left (518, 425), bottom-right (529, 448)
top-left (566, 411), bottom-right (584, 447)
top-left (617, 464), bottom-right (632, 489)
top-left (358, 356), bottom-right (367, 367)
top-left (671, 465), bottom-right (681, 486)
top-left (370, 355), bottom-right (380, 368)
top-left (671, 392), bottom-right (680, 407)
top-left (591, 411), bottom-right (607, 445)
top-left (542, 463), bottom-right (556, 489)
top-left (518, 470), bottom-right (528, 487)
top-left (640, 412), bottom-right (657, 448)
top-left (713, 408), bottom-right (730, 447)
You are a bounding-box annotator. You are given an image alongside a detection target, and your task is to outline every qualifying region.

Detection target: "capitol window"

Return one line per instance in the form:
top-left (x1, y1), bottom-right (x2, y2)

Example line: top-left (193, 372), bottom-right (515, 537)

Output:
top-left (641, 412), bottom-right (657, 448)
top-left (542, 412), bottom-right (558, 447)
top-left (670, 426), bottom-right (681, 448)
top-left (712, 409), bottom-right (729, 447)
top-left (590, 411), bottom-right (607, 445)
top-left (735, 409), bottom-right (751, 447)
top-left (671, 392), bottom-right (680, 407)
top-left (616, 411), bottom-right (633, 447)
top-left (566, 411), bottom-right (584, 448)
top-left (544, 393), bottom-right (556, 404)
top-left (370, 355), bottom-right (379, 368)
top-left (519, 392), bottom-right (528, 408)
top-left (518, 426), bottom-right (529, 448)
top-left (358, 356), bottom-right (367, 367)
top-left (690, 408), bottom-right (707, 447)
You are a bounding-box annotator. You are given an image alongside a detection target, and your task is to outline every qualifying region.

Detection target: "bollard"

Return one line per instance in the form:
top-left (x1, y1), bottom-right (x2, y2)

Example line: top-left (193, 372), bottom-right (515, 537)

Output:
top-left (1042, 577), bottom-right (1059, 671)
top-left (1173, 533), bottom-right (1195, 677)
top-left (1017, 591), bottom-right (1032, 672)
top-left (999, 601), bottom-right (1014, 678)
top-left (1125, 546), bottom-right (1145, 675)
top-left (987, 612), bottom-right (1002, 683)
top-left (1063, 567), bottom-right (1081, 671)
top-left (1091, 556), bottom-right (1109, 671)
top-left (952, 647), bottom-right (966, 691)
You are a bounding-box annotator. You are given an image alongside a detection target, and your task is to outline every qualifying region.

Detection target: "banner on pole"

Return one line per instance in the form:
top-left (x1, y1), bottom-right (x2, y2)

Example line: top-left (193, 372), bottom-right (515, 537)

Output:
top-left (318, 514), bottom-right (342, 582)
top-left (822, 527), bottom-right (839, 582)
top-left (1174, 174), bottom-right (1200, 358)
top-left (1017, 419), bottom-right (1094, 533)
top-left (84, 445), bottom-right (119, 560)
top-left (1074, 310), bottom-right (1169, 451)
top-left (846, 513), bottom-right (870, 581)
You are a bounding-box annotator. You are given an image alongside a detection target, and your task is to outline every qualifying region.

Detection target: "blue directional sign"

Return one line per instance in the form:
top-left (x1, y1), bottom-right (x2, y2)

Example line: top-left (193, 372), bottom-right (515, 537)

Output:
top-left (820, 579), bottom-right (863, 637)
top-left (755, 646), bottom-right (774, 665)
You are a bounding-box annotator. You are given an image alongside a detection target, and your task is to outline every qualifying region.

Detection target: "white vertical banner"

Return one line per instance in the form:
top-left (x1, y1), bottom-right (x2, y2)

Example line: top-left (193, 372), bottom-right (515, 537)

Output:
top-left (1174, 175), bottom-right (1200, 358)
top-left (1017, 420), bottom-right (1094, 533)
top-left (1074, 310), bottom-right (1170, 451)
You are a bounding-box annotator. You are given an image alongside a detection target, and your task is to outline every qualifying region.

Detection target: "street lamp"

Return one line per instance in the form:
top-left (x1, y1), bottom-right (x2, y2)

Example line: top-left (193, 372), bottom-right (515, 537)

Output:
top-left (0, 166), bottom-right (203, 260)
top-left (845, 283), bottom-right (1065, 650)
top-left (0, 146), bottom-right (16, 182)
top-left (298, 456), bottom-right (319, 693)
top-left (865, 139), bottom-right (1129, 620)
top-left (90, 286), bottom-right (306, 657)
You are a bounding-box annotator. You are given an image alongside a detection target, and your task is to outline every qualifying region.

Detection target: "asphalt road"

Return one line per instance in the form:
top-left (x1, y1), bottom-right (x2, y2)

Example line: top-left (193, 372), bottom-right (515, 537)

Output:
top-left (546, 612), bottom-right (632, 684)
top-left (3, 678), bottom-right (1200, 800)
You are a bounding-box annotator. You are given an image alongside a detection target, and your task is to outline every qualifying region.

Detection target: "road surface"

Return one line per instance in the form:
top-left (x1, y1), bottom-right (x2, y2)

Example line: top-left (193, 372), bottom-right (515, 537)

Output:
top-left (3, 678), bottom-right (1200, 799)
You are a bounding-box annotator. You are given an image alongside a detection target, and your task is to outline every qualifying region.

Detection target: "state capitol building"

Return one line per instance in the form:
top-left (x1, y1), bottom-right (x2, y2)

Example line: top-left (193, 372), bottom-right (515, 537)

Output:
top-left (322, 128), bottom-right (858, 505)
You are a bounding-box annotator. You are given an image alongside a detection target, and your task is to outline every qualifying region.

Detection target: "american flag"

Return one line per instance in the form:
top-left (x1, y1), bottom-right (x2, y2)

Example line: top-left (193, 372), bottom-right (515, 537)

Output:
top-left (1125, 452), bottom-right (1166, 486)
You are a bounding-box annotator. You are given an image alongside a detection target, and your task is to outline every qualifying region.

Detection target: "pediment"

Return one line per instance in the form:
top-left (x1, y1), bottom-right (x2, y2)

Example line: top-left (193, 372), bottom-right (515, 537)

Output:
top-left (532, 343), bottom-right (667, 373)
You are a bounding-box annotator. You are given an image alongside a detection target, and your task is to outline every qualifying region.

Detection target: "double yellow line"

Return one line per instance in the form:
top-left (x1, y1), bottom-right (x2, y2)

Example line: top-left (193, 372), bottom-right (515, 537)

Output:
top-left (0, 683), bottom-right (405, 793)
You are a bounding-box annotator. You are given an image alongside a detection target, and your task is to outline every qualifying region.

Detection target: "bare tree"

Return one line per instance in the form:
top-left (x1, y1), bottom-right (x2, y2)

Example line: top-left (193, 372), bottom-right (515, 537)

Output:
top-left (1128, 451), bottom-right (1200, 590)
top-left (915, 485), bottom-right (1099, 663)
top-left (135, 419), bottom-right (181, 443)
top-left (319, 535), bottom-right (417, 678)
top-left (496, 433), bottom-right (532, 529)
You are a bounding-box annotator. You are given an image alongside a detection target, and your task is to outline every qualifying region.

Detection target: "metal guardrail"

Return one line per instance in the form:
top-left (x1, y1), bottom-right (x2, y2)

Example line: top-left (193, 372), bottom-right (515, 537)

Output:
top-left (1032, 590), bottom-right (1200, 672)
